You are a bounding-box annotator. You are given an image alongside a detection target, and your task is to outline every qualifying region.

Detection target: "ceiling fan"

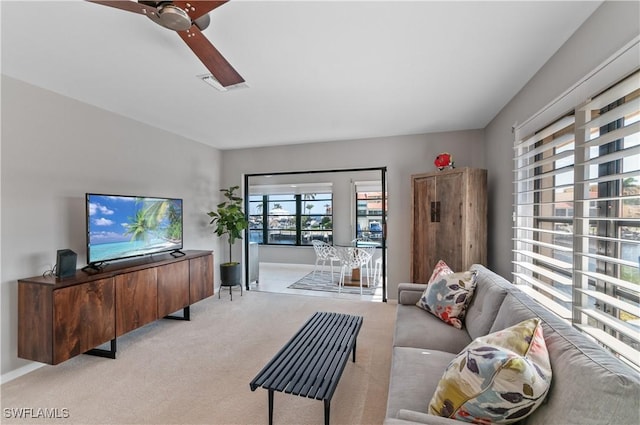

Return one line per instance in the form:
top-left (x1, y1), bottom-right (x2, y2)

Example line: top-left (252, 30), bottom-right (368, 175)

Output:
top-left (86, 1), bottom-right (244, 87)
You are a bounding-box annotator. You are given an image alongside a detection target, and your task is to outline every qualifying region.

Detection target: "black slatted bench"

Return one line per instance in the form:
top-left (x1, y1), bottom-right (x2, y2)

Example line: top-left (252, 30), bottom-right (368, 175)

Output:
top-left (249, 311), bottom-right (364, 425)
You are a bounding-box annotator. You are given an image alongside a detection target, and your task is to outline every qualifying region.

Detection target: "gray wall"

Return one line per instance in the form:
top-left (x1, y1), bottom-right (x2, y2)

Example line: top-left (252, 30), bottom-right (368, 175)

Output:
top-left (0, 76), bottom-right (223, 380)
top-left (484, 0), bottom-right (640, 278)
top-left (221, 130), bottom-right (487, 298)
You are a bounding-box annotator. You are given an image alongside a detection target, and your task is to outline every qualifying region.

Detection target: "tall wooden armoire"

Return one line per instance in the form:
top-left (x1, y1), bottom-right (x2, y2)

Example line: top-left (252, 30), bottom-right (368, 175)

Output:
top-left (410, 167), bottom-right (487, 283)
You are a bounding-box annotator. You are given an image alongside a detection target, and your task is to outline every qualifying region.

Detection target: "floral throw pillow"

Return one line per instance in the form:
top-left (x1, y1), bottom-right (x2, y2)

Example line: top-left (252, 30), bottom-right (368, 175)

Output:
top-left (416, 269), bottom-right (477, 329)
top-left (428, 318), bottom-right (552, 424)
top-left (428, 259), bottom-right (453, 284)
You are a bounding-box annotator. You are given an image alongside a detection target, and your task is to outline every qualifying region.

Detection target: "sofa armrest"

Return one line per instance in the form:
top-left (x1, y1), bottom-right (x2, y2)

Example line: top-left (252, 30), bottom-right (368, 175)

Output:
top-left (398, 283), bottom-right (427, 305)
top-left (384, 410), bottom-right (464, 425)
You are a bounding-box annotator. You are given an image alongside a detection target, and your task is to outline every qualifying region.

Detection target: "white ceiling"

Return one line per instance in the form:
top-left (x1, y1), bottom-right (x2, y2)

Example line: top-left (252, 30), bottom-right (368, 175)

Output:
top-left (1, 0), bottom-right (602, 150)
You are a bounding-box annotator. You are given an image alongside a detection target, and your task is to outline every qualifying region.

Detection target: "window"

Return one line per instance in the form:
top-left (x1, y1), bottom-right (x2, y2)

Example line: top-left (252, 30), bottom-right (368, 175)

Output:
top-left (249, 191), bottom-right (333, 246)
top-left (514, 71), bottom-right (640, 368)
top-left (300, 193), bottom-right (333, 244)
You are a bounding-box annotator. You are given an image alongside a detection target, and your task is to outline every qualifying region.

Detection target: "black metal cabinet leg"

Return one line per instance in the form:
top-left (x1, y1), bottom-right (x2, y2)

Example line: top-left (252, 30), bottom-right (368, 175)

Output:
top-left (164, 306), bottom-right (190, 321)
top-left (268, 390), bottom-right (274, 425)
top-left (324, 399), bottom-right (331, 425)
top-left (85, 338), bottom-right (117, 359)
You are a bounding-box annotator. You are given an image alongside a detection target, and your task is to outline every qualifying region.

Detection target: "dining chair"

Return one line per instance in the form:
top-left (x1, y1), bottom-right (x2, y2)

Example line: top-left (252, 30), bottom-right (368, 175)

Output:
top-left (372, 256), bottom-right (383, 286)
top-left (362, 246), bottom-right (377, 285)
top-left (311, 240), bottom-right (340, 282)
top-left (337, 246), bottom-right (373, 295)
top-left (352, 238), bottom-right (376, 285)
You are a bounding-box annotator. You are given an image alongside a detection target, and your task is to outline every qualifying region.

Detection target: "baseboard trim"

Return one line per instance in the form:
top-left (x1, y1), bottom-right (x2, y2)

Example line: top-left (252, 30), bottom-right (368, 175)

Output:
top-left (1, 362), bottom-right (44, 385)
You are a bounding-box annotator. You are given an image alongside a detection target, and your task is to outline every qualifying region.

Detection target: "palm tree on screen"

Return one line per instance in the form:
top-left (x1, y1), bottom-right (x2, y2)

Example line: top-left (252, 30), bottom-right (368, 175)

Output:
top-left (125, 199), bottom-right (182, 242)
top-left (125, 210), bottom-right (150, 241)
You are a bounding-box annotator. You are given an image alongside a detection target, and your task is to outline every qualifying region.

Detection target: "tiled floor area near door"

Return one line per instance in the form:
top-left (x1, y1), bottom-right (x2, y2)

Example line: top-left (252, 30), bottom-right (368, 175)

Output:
top-left (247, 262), bottom-right (384, 302)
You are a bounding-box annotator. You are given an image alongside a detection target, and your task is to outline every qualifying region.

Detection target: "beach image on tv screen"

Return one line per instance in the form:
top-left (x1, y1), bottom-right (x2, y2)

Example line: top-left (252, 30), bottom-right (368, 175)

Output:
top-left (87, 194), bottom-right (183, 263)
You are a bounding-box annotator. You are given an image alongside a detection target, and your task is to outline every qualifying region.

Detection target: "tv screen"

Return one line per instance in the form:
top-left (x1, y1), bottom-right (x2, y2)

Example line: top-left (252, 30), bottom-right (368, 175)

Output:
top-left (86, 193), bottom-right (183, 265)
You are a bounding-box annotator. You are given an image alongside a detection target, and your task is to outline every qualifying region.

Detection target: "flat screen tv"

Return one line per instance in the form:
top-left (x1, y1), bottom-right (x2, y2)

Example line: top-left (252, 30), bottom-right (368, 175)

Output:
top-left (86, 193), bottom-right (183, 267)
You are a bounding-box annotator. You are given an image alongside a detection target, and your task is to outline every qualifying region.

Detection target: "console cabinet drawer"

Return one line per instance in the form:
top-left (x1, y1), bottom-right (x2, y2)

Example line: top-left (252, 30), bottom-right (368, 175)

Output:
top-left (157, 261), bottom-right (190, 317)
top-left (53, 278), bottom-right (115, 363)
top-left (115, 268), bottom-right (158, 337)
top-left (190, 254), bottom-right (214, 304)
top-left (18, 277), bottom-right (115, 365)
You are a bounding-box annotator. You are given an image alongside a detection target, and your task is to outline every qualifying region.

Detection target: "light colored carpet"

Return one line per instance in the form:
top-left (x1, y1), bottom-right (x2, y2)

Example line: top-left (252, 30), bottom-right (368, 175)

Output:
top-left (1, 291), bottom-right (396, 425)
top-left (288, 271), bottom-right (378, 295)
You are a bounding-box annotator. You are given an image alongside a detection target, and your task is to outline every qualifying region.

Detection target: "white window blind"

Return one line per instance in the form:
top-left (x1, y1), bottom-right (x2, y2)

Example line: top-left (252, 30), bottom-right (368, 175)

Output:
top-left (514, 115), bottom-right (576, 320)
top-left (514, 70), bottom-right (640, 368)
top-left (573, 71), bottom-right (640, 367)
top-left (249, 182), bottom-right (333, 195)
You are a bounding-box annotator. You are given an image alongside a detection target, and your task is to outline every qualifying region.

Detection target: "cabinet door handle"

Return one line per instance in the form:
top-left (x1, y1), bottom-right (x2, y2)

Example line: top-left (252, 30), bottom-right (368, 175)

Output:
top-left (430, 201), bottom-right (441, 223)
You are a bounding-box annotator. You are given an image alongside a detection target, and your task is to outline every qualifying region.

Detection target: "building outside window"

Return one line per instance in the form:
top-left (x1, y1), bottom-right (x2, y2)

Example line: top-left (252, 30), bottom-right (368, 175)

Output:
top-left (354, 181), bottom-right (386, 247)
top-left (356, 192), bottom-right (383, 240)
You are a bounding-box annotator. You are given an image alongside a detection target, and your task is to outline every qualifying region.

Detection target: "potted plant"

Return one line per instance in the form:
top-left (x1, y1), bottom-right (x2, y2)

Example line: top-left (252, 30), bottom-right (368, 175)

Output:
top-left (207, 185), bottom-right (249, 288)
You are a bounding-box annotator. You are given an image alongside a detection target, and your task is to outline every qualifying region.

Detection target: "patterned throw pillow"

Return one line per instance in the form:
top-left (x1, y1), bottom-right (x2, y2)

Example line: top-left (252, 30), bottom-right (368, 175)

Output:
top-left (416, 269), bottom-right (477, 329)
top-left (428, 259), bottom-right (453, 284)
top-left (428, 318), bottom-right (552, 424)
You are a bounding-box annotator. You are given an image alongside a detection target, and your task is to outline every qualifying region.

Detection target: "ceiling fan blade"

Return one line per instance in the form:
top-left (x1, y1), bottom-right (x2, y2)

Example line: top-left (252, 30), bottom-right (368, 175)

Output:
top-left (173, 1), bottom-right (228, 21)
top-left (178, 25), bottom-right (244, 87)
top-left (85, 0), bottom-right (157, 15)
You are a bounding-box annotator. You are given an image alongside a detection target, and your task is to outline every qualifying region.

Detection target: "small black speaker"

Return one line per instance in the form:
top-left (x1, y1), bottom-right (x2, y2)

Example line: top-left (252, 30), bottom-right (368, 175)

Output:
top-left (56, 249), bottom-right (77, 278)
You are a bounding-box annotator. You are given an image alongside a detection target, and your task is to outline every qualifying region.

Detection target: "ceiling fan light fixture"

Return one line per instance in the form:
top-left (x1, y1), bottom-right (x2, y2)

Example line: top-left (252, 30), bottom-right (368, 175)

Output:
top-left (154, 4), bottom-right (192, 31)
top-left (198, 74), bottom-right (249, 92)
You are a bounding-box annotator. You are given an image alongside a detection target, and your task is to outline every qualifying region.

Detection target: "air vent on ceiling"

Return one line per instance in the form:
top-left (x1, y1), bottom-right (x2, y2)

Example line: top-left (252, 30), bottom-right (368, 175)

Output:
top-left (197, 74), bottom-right (249, 92)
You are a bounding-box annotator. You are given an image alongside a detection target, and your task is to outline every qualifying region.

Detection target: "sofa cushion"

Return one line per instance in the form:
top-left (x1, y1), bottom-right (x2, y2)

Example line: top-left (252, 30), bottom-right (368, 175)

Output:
top-left (490, 292), bottom-right (537, 334)
top-left (429, 318), bottom-right (552, 424)
top-left (394, 410), bottom-right (466, 425)
top-left (416, 270), bottom-right (477, 329)
top-left (490, 290), bottom-right (640, 425)
top-left (393, 304), bottom-right (473, 352)
top-left (386, 346), bottom-right (457, 419)
top-left (465, 265), bottom-right (510, 339)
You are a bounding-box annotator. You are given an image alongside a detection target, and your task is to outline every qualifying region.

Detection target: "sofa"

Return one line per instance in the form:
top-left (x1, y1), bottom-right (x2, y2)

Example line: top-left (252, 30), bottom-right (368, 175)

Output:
top-left (385, 264), bottom-right (640, 425)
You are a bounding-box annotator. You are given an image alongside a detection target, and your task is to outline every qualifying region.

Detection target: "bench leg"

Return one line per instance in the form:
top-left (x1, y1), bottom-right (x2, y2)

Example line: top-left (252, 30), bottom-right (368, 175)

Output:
top-left (324, 399), bottom-right (330, 425)
top-left (268, 389), bottom-right (274, 425)
top-left (352, 339), bottom-right (357, 362)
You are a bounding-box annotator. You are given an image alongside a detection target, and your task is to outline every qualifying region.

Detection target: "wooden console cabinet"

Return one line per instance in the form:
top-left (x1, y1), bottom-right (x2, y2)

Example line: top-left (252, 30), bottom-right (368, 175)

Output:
top-left (411, 168), bottom-right (487, 283)
top-left (18, 250), bottom-right (213, 365)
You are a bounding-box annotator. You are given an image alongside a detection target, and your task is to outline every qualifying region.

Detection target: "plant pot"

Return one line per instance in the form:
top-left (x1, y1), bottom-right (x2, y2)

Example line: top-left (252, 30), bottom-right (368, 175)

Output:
top-left (220, 263), bottom-right (242, 287)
